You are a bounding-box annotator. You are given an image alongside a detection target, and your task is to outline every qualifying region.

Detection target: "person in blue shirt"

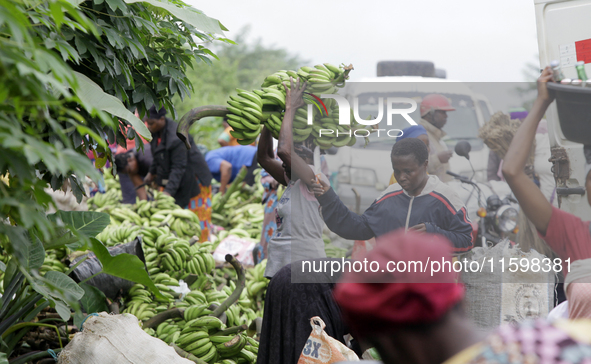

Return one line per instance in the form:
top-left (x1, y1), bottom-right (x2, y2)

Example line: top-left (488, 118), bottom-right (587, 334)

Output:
top-left (205, 145), bottom-right (257, 194)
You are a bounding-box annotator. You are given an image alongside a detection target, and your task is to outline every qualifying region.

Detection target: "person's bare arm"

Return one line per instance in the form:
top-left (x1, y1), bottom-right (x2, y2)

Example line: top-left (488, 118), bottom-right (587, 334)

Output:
top-left (502, 66), bottom-right (554, 235)
top-left (129, 174), bottom-right (148, 200)
top-left (276, 78), bottom-right (316, 187)
top-left (257, 126), bottom-right (286, 185)
top-left (219, 160), bottom-right (232, 194)
top-left (218, 139), bottom-right (230, 147)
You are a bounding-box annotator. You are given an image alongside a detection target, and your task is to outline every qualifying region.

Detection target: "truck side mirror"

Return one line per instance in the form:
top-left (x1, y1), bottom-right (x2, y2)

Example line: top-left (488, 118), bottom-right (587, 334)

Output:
top-left (455, 141), bottom-right (472, 160)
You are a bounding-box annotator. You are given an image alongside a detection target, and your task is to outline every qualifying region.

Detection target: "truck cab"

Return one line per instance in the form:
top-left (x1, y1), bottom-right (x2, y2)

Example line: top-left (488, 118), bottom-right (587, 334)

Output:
top-left (534, 0), bottom-right (591, 219)
top-left (324, 62), bottom-right (494, 212)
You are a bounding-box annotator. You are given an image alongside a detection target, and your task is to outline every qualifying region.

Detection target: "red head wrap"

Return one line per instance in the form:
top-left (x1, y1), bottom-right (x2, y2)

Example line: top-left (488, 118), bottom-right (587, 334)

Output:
top-left (333, 230), bottom-right (465, 338)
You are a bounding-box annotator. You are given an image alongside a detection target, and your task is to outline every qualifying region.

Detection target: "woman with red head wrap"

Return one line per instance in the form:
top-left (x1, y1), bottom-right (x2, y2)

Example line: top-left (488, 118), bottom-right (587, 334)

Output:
top-left (334, 230), bottom-right (591, 364)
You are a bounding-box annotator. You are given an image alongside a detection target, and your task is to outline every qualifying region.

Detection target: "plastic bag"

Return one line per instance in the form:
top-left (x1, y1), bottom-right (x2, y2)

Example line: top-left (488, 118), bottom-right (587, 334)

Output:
top-left (213, 235), bottom-right (255, 266)
top-left (297, 316), bottom-right (359, 364)
top-left (463, 239), bottom-right (554, 331)
top-left (69, 237), bottom-right (145, 300)
top-left (58, 312), bottom-right (192, 364)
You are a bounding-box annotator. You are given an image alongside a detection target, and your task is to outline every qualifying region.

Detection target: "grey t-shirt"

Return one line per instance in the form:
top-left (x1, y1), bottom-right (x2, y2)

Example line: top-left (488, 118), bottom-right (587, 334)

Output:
top-left (264, 170), bottom-right (328, 278)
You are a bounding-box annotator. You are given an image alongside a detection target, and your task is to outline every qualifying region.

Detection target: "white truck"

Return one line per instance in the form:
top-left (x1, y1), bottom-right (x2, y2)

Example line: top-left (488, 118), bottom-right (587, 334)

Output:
top-left (534, 0), bottom-right (591, 219)
top-left (323, 61), bottom-right (495, 213)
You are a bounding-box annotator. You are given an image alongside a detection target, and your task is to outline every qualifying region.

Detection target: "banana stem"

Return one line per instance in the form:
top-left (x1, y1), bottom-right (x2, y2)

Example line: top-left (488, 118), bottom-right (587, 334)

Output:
top-left (142, 308), bottom-right (185, 329)
top-left (210, 254), bottom-right (245, 318)
top-left (176, 105), bottom-right (230, 149)
top-left (332, 64), bottom-right (354, 84)
top-left (213, 324), bottom-right (248, 336)
top-left (171, 343), bottom-right (208, 364)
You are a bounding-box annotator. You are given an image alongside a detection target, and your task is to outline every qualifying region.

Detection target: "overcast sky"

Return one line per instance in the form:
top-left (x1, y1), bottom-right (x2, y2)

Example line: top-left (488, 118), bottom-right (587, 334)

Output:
top-left (188, 0), bottom-right (540, 83)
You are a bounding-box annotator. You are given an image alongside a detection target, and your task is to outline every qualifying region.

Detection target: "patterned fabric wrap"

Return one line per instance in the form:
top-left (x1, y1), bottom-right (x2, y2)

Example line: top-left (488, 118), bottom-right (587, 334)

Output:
top-left (186, 183), bottom-right (212, 243)
top-left (449, 319), bottom-right (591, 364)
top-left (254, 175), bottom-right (279, 263)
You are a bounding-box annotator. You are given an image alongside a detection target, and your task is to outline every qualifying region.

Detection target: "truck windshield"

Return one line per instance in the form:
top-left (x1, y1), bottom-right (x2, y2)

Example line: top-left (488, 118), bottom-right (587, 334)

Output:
top-left (351, 91), bottom-right (484, 151)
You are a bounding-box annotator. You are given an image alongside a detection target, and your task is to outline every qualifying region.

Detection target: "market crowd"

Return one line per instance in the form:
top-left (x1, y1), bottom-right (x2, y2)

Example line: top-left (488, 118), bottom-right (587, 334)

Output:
top-left (77, 69), bottom-right (591, 364)
top-left (251, 71), bottom-right (591, 364)
top-left (94, 106), bottom-right (260, 243)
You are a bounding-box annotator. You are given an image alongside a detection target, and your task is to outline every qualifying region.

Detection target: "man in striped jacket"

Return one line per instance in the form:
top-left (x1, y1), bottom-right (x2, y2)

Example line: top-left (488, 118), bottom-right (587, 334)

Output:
top-left (311, 138), bottom-right (473, 255)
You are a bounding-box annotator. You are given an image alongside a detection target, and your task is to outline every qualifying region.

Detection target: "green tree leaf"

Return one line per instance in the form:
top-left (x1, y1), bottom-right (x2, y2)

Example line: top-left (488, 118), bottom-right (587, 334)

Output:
top-left (44, 271), bottom-right (85, 301)
top-left (53, 299), bottom-right (71, 321)
top-left (28, 271), bottom-right (84, 320)
top-left (0, 225), bottom-right (45, 270)
top-left (124, 0), bottom-right (224, 35)
top-left (79, 283), bottom-right (109, 314)
top-left (47, 211), bottom-right (110, 238)
top-left (87, 238), bottom-right (163, 299)
top-left (72, 71), bottom-right (152, 141)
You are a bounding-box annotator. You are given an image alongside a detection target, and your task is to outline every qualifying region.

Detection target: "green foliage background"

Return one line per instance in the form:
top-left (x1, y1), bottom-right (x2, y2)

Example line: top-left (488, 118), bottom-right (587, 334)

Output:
top-left (0, 0), bottom-right (225, 358)
top-left (174, 26), bottom-right (307, 151)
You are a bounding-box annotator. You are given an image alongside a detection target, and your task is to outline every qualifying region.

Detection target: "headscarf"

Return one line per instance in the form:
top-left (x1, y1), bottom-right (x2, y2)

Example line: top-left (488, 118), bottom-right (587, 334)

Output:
top-left (333, 230), bottom-right (464, 338)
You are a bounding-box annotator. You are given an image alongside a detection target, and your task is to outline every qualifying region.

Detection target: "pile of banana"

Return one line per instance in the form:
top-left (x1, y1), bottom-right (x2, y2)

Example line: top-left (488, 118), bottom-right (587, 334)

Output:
top-left (122, 264), bottom-right (263, 363)
top-left (145, 233), bottom-right (215, 277)
top-left (212, 261), bottom-right (268, 320)
top-left (87, 169), bottom-right (272, 363)
top-left (93, 193), bottom-right (202, 248)
top-left (86, 170), bottom-right (122, 210)
top-left (212, 202), bottom-right (264, 241)
top-left (210, 173), bottom-right (268, 242)
top-left (225, 63), bottom-right (359, 149)
top-left (156, 318), bottom-right (258, 363)
top-left (39, 250), bottom-right (68, 275)
top-left (245, 260), bottom-right (268, 306)
top-left (87, 188), bottom-right (121, 210)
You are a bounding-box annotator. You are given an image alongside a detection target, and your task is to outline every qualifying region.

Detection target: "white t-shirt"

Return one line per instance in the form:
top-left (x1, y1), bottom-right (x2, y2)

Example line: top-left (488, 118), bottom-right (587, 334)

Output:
top-left (264, 167), bottom-right (328, 278)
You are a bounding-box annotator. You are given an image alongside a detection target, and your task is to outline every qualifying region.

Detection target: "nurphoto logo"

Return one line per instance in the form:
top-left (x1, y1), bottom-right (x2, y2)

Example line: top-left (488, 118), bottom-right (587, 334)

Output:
top-left (304, 93), bottom-right (418, 138)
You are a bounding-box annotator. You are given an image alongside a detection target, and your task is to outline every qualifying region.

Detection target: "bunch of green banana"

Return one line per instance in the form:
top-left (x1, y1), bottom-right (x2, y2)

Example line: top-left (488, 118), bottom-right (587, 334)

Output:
top-left (245, 260), bottom-right (268, 300)
top-left (123, 284), bottom-right (158, 320)
top-left (150, 208), bottom-right (201, 238)
top-left (224, 63), bottom-right (353, 146)
top-left (185, 243), bottom-right (216, 276)
top-left (103, 169), bottom-right (120, 189)
top-left (225, 89), bottom-right (266, 146)
top-left (154, 317), bottom-right (258, 364)
top-left (174, 316), bottom-right (225, 361)
top-left (212, 334), bottom-right (247, 360)
top-left (183, 303), bottom-right (213, 320)
top-left (39, 252), bottom-right (68, 275)
top-left (263, 64), bottom-right (358, 148)
top-left (87, 188), bottom-right (122, 210)
top-left (108, 206), bottom-right (144, 225)
top-left (96, 221), bottom-right (142, 246)
top-left (152, 272), bottom-right (180, 287)
top-left (210, 176), bottom-right (266, 241)
top-left (134, 191), bottom-right (178, 218)
top-left (154, 319), bottom-right (183, 345)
